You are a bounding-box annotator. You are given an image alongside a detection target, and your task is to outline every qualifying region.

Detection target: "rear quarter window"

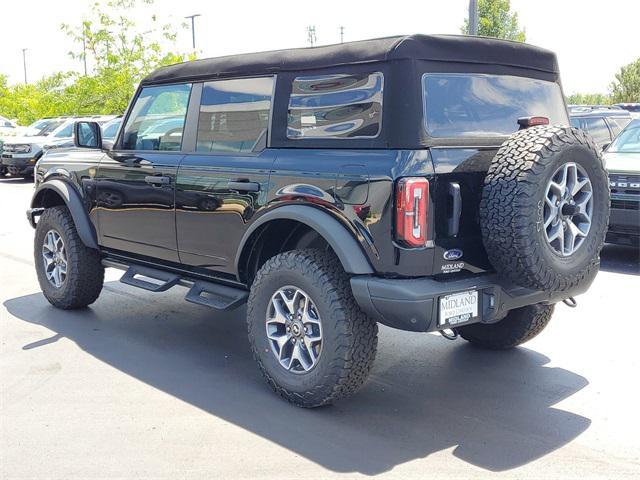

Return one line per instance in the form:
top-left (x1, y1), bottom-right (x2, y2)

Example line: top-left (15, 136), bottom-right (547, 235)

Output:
top-left (423, 74), bottom-right (568, 137)
top-left (287, 72), bottom-right (384, 139)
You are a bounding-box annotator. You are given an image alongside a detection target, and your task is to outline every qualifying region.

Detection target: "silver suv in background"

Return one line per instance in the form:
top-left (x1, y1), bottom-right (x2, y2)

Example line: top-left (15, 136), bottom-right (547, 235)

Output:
top-left (1, 117), bottom-right (67, 177)
top-left (1, 116), bottom-right (116, 176)
top-left (569, 105), bottom-right (632, 149)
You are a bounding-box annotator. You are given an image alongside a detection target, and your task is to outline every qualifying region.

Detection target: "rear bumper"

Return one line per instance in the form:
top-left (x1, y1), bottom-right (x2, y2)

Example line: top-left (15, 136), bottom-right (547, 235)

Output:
top-left (350, 270), bottom-right (597, 333)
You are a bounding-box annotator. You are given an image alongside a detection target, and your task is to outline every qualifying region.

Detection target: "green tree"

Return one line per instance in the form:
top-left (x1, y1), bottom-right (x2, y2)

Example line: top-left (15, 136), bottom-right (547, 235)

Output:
top-left (0, 0), bottom-right (190, 125)
top-left (566, 92), bottom-right (612, 105)
top-left (461, 0), bottom-right (526, 42)
top-left (610, 58), bottom-right (640, 103)
top-left (60, 0), bottom-right (191, 115)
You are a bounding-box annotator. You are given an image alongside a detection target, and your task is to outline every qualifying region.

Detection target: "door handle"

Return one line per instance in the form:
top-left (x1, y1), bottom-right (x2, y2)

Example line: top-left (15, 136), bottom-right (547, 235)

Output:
top-left (448, 182), bottom-right (462, 237)
top-left (145, 175), bottom-right (171, 186)
top-left (227, 180), bottom-right (260, 192)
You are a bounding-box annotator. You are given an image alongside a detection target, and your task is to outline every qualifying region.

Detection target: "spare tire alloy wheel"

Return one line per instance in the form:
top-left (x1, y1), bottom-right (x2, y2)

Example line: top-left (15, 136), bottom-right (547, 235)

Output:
top-left (543, 162), bottom-right (593, 256)
top-left (42, 229), bottom-right (68, 288)
top-left (480, 125), bottom-right (609, 292)
top-left (266, 286), bottom-right (323, 373)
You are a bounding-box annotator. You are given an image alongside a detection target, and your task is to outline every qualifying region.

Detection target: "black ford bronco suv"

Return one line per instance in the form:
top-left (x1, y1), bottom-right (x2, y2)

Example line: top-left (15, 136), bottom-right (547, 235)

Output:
top-left (27, 35), bottom-right (609, 407)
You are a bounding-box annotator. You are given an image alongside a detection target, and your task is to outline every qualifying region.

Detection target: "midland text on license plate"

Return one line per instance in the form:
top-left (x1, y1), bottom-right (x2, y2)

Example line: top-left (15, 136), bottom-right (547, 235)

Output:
top-left (439, 290), bottom-right (478, 326)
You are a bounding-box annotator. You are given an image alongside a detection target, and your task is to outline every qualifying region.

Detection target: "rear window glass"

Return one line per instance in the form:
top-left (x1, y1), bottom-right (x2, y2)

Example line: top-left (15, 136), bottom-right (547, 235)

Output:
top-left (423, 74), bottom-right (568, 137)
top-left (287, 72), bottom-right (383, 139)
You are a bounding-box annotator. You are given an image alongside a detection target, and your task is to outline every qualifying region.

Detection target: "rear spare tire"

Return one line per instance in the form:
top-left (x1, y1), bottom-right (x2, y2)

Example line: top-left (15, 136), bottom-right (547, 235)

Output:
top-left (480, 125), bottom-right (609, 292)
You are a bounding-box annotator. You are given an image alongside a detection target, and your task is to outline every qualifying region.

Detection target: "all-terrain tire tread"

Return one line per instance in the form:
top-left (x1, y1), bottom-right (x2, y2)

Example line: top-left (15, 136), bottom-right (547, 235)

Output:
top-left (247, 249), bottom-right (378, 408)
top-left (480, 125), bottom-right (609, 291)
top-left (35, 206), bottom-right (104, 309)
top-left (457, 304), bottom-right (554, 350)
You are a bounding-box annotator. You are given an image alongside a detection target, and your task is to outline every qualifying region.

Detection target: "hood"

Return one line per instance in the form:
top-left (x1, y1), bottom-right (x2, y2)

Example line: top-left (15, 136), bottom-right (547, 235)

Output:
top-left (604, 151), bottom-right (640, 174)
top-left (2, 135), bottom-right (49, 146)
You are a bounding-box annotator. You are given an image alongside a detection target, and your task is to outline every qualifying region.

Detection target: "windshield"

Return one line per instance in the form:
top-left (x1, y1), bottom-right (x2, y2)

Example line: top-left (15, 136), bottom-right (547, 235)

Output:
top-left (608, 121), bottom-right (640, 153)
top-left (24, 119), bottom-right (65, 137)
top-left (423, 74), bottom-right (569, 137)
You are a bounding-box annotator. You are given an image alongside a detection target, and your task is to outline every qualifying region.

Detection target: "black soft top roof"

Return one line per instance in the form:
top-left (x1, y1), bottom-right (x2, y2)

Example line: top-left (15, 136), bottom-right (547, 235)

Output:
top-left (142, 34), bottom-right (559, 85)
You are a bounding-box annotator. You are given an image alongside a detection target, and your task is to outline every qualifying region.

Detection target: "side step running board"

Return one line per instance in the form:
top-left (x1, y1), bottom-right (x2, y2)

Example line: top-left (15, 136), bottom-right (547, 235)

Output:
top-left (120, 265), bottom-right (181, 292)
top-left (185, 281), bottom-right (248, 311)
top-left (108, 260), bottom-right (248, 311)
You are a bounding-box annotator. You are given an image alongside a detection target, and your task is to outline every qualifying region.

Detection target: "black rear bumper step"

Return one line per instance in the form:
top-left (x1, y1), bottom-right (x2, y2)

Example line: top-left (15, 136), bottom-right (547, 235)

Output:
top-left (102, 258), bottom-right (248, 311)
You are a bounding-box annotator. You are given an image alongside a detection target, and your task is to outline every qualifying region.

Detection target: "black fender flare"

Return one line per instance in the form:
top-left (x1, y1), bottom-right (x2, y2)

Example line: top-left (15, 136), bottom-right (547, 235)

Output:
top-left (235, 205), bottom-right (374, 278)
top-left (31, 179), bottom-right (99, 250)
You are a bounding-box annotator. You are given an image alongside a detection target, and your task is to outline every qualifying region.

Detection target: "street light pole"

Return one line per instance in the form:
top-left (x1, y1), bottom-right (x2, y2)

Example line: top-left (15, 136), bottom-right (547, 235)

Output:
top-left (22, 48), bottom-right (28, 84)
top-left (184, 14), bottom-right (201, 52)
top-left (469, 0), bottom-right (479, 35)
top-left (339, 26), bottom-right (344, 43)
top-left (82, 31), bottom-right (88, 75)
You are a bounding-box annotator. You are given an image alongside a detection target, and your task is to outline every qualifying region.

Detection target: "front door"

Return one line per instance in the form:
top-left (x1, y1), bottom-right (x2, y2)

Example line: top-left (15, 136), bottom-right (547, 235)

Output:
top-left (176, 77), bottom-right (276, 276)
top-left (96, 83), bottom-right (192, 262)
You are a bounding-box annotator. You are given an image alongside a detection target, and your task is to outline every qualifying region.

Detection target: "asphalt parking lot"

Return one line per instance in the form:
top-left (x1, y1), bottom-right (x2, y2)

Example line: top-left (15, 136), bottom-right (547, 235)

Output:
top-left (1, 176), bottom-right (639, 479)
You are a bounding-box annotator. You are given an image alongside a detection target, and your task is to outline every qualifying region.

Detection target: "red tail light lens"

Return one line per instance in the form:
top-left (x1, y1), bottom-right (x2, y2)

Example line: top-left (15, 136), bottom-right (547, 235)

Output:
top-left (396, 177), bottom-right (429, 247)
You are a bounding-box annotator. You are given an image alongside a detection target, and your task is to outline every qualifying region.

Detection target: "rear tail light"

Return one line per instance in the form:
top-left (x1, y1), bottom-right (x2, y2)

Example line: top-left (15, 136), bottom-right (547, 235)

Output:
top-left (395, 177), bottom-right (429, 247)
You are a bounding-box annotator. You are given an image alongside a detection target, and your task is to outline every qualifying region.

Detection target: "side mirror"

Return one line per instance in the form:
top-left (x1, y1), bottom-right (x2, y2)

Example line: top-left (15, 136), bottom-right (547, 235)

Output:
top-left (74, 121), bottom-right (102, 149)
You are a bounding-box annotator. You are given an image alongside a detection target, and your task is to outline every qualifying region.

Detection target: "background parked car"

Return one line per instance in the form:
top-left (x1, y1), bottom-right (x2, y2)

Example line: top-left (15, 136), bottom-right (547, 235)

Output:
top-left (101, 117), bottom-right (122, 142)
top-left (614, 103), bottom-right (640, 119)
top-left (604, 118), bottom-right (640, 246)
top-left (0, 115), bottom-right (19, 136)
top-left (0, 117), bottom-right (69, 177)
top-left (42, 115), bottom-right (118, 152)
top-left (569, 105), bottom-right (632, 149)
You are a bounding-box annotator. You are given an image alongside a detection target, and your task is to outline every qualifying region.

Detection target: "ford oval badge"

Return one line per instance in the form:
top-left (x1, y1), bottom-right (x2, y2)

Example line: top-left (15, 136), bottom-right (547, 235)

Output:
top-left (443, 249), bottom-right (463, 261)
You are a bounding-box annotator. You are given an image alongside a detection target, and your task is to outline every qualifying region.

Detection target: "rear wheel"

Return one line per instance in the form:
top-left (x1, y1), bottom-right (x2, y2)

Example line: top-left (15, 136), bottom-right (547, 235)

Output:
top-left (34, 206), bottom-right (104, 309)
top-left (456, 303), bottom-right (554, 350)
top-left (247, 249), bottom-right (378, 407)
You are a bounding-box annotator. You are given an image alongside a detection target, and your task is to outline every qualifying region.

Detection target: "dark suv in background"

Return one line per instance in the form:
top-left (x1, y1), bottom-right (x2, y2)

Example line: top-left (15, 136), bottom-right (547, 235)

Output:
top-left (27, 35), bottom-right (609, 407)
top-left (569, 105), bottom-right (632, 148)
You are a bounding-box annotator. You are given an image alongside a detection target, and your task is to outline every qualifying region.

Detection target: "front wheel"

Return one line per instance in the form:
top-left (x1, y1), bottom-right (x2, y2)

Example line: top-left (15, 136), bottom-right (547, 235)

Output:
top-left (34, 206), bottom-right (104, 309)
top-left (456, 303), bottom-right (554, 350)
top-left (247, 249), bottom-right (378, 407)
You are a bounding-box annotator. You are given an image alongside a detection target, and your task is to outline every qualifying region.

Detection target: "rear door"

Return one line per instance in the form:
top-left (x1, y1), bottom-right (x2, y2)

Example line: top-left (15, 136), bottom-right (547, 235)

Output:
top-left (175, 77), bottom-right (276, 276)
top-left (96, 83), bottom-right (192, 262)
top-left (422, 73), bottom-right (569, 275)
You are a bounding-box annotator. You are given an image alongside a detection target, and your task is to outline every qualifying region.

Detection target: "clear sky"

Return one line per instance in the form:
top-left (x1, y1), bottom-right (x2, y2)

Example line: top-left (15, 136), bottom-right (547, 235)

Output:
top-left (1, 0), bottom-right (638, 96)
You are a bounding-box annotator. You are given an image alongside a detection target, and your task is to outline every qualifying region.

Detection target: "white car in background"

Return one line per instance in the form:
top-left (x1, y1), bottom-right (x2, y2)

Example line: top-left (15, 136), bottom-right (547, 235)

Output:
top-left (1, 117), bottom-right (68, 177)
top-left (1, 116), bottom-right (116, 177)
top-left (0, 115), bottom-right (20, 137)
top-left (42, 115), bottom-right (119, 151)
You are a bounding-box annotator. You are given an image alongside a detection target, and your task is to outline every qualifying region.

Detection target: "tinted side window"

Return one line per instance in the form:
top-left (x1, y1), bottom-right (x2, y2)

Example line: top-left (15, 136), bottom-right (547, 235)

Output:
top-left (121, 83), bottom-right (192, 151)
top-left (54, 123), bottom-right (73, 138)
top-left (582, 117), bottom-right (611, 144)
top-left (287, 72), bottom-right (384, 139)
top-left (196, 77), bottom-right (273, 154)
